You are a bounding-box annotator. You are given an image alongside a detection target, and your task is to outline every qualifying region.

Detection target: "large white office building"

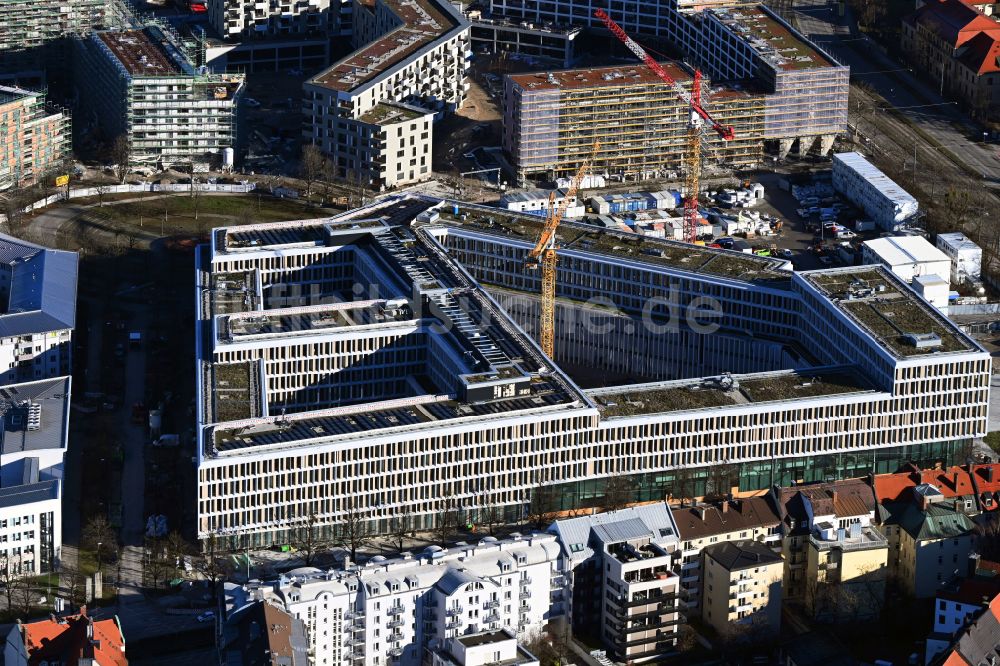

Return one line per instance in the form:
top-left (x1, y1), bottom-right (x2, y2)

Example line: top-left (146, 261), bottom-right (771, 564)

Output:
top-left (0, 376), bottom-right (70, 576)
top-left (240, 533), bottom-right (561, 666)
top-left (0, 234), bottom-right (77, 385)
top-left (195, 195), bottom-right (989, 549)
top-left (302, 0), bottom-right (470, 189)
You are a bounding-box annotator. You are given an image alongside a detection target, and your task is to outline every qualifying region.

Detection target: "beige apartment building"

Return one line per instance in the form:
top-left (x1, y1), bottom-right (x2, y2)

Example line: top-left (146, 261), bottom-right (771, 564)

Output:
top-left (805, 522), bottom-right (888, 622)
top-left (701, 541), bottom-right (783, 641)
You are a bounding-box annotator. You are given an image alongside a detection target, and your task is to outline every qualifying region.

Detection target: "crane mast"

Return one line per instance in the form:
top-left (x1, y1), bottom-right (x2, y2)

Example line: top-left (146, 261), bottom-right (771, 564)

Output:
top-left (526, 142), bottom-right (600, 358)
top-left (594, 9), bottom-right (735, 242)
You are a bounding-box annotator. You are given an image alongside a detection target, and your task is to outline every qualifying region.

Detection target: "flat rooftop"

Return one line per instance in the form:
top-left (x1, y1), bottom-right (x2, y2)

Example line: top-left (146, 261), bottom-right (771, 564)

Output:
top-left (804, 268), bottom-right (977, 357)
top-left (436, 202), bottom-right (791, 283)
top-left (358, 102), bottom-right (431, 125)
top-left (588, 368), bottom-right (874, 418)
top-left (507, 64), bottom-right (759, 103)
top-left (97, 29), bottom-right (183, 77)
top-left (0, 376), bottom-right (71, 456)
top-left (308, 0), bottom-right (463, 94)
top-left (711, 6), bottom-right (836, 71)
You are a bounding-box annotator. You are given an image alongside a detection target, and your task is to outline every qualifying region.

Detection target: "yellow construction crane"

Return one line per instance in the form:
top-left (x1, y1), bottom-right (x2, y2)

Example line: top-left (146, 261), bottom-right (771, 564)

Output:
top-left (525, 141), bottom-right (600, 358)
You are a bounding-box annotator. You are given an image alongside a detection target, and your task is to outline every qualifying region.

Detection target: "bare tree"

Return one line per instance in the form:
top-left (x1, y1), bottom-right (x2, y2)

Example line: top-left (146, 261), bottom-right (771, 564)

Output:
top-left (0, 553), bottom-right (18, 611)
top-left (299, 145), bottom-right (326, 198)
top-left (93, 180), bottom-right (112, 207)
top-left (336, 499), bottom-right (373, 561)
top-left (521, 629), bottom-right (572, 666)
top-left (320, 157), bottom-right (337, 206)
top-left (82, 515), bottom-right (117, 575)
top-left (526, 483), bottom-right (559, 531)
top-left (387, 509), bottom-right (414, 553)
top-left (61, 563), bottom-right (87, 606)
top-left (164, 530), bottom-right (191, 575)
top-left (13, 573), bottom-right (34, 616)
top-left (1, 187), bottom-right (30, 235)
top-left (111, 134), bottom-right (130, 184)
top-left (293, 513), bottom-right (332, 566)
top-left (192, 532), bottom-right (232, 586)
top-left (602, 476), bottom-right (636, 513)
top-left (431, 494), bottom-right (461, 546)
top-left (478, 495), bottom-right (505, 536)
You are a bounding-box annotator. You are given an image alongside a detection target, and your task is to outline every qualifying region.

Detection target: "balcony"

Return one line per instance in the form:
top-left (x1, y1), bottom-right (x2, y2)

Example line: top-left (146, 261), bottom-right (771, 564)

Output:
top-left (387, 619), bottom-right (405, 628)
top-left (389, 648), bottom-right (403, 658)
top-left (519, 591), bottom-right (531, 600)
top-left (388, 604), bottom-right (405, 616)
top-left (446, 619), bottom-right (462, 630)
top-left (446, 606), bottom-right (464, 617)
top-left (484, 600), bottom-right (500, 609)
top-left (520, 577), bottom-right (532, 586)
top-left (485, 612), bottom-right (500, 623)
top-left (623, 592), bottom-right (678, 608)
top-left (388, 631), bottom-right (404, 642)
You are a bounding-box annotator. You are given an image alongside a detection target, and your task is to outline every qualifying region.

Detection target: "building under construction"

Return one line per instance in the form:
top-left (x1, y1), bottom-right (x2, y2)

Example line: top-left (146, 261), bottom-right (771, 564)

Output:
top-left (502, 64), bottom-right (764, 185)
top-left (0, 86), bottom-right (70, 191)
top-left (74, 26), bottom-right (245, 169)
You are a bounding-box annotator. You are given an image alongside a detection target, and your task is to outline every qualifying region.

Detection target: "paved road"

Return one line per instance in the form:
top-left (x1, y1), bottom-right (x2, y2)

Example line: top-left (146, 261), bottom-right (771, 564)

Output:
top-left (790, 0), bottom-right (1000, 185)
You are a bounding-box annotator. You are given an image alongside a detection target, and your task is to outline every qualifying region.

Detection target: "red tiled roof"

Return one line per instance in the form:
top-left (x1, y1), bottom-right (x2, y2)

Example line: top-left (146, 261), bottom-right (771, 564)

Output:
top-left (873, 466), bottom-right (975, 503)
top-left (956, 31), bottom-right (1000, 74)
top-left (908, 0), bottom-right (1000, 48)
top-left (23, 609), bottom-right (127, 666)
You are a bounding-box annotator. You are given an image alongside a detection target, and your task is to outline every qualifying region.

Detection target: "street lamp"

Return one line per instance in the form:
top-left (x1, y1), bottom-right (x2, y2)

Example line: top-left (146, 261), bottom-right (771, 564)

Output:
top-left (984, 131), bottom-right (990, 144)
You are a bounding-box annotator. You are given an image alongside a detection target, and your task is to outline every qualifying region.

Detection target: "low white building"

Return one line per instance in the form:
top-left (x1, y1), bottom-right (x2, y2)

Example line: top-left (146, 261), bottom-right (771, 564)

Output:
top-left (428, 629), bottom-right (540, 666)
top-left (0, 234), bottom-right (77, 385)
top-left (244, 533), bottom-right (562, 666)
top-left (832, 152), bottom-right (918, 231)
top-left (0, 376), bottom-right (71, 576)
top-left (500, 189), bottom-right (584, 218)
top-left (912, 274), bottom-right (950, 313)
top-left (936, 232), bottom-right (982, 285)
top-left (861, 236), bottom-right (951, 284)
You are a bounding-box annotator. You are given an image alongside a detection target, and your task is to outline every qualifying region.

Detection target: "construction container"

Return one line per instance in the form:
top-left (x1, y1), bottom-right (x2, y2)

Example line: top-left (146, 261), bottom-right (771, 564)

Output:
top-left (832, 152), bottom-right (918, 231)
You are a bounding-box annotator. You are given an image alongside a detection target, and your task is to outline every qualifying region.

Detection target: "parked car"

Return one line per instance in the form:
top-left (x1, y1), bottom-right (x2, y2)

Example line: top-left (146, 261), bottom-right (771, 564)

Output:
top-left (780, 249), bottom-right (794, 259)
top-left (197, 611), bottom-right (215, 623)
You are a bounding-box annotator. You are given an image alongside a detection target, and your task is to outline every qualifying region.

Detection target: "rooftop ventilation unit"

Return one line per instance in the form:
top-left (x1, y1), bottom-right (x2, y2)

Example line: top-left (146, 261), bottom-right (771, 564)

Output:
top-left (902, 332), bottom-right (942, 349)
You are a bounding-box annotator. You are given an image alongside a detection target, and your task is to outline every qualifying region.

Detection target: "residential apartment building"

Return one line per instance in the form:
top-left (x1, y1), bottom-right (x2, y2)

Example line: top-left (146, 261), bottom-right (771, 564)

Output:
top-left (0, 376), bottom-right (70, 577)
top-left (902, 0), bottom-right (1000, 122)
top-left (925, 573), bottom-right (1000, 663)
top-left (195, 196), bottom-right (989, 548)
top-left (502, 64), bottom-right (765, 186)
top-left (670, 498), bottom-right (781, 615)
top-left (876, 488), bottom-right (977, 598)
top-left (209, 0), bottom-right (331, 40)
top-left (772, 479), bottom-right (878, 601)
top-left (0, 0), bottom-right (106, 58)
top-left (925, 592), bottom-right (1000, 666)
top-left (223, 600), bottom-right (309, 665)
top-left (241, 533), bottom-right (561, 666)
top-left (302, 0), bottom-right (470, 189)
top-left (465, 11), bottom-right (580, 68)
top-left (701, 541), bottom-right (783, 641)
top-left (549, 504), bottom-right (682, 663)
top-left (74, 27), bottom-right (244, 169)
top-left (0, 87), bottom-right (70, 191)
top-left (21, 608), bottom-right (127, 665)
top-left (804, 521), bottom-right (888, 622)
top-left (0, 234), bottom-right (77, 384)
top-left (488, 0), bottom-right (848, 157)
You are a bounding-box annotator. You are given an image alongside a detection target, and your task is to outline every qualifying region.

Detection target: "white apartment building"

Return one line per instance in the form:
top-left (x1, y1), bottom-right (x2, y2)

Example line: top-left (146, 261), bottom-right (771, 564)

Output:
top-left (936, 232), bottom-right (983, 285)
top-left (241, 533), bottom-right (561, 666)
top-left (75, 27), bottom-right (245, 170)
top-left (0, 376), bottom-right (71, 576)
top-left (302, 0), bottom-right (470, 189)
top-left (832, 152), bottom-right (919, 231)
top-left (195, 196), bottom-right (989, 551)
top-left (549, 504), bottom-right (682, 663)
top-left (209, 0), bottom-right (331, 40)
top-left (0, 234), bottom-right (77, 385)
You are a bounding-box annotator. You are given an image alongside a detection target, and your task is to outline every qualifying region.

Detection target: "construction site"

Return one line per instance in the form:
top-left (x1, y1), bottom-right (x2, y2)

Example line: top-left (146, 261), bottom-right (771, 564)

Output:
top-left (72, 26), bottom-right (245, 170)
top-left (502, 64), bottom-right (765, 185)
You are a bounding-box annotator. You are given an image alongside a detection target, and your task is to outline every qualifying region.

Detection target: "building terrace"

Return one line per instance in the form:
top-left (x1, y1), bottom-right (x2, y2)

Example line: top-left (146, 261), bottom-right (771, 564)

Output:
top-left (711, 6), bottom-right (834, 71)
top-left (589, 367), bottom-right (875, 418)
top-left (804, 267), bottom-right (978, 357)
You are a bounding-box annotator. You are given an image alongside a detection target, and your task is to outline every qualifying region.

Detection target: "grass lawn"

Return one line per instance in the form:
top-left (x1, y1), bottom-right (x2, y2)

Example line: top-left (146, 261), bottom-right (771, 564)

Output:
top-left (83, 194), bottom-right (332, 233)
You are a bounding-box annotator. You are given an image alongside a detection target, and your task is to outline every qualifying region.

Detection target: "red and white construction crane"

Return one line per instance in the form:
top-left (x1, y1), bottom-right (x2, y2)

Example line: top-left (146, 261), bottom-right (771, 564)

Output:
top-left (594, 9), bottom-right (735, 243)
